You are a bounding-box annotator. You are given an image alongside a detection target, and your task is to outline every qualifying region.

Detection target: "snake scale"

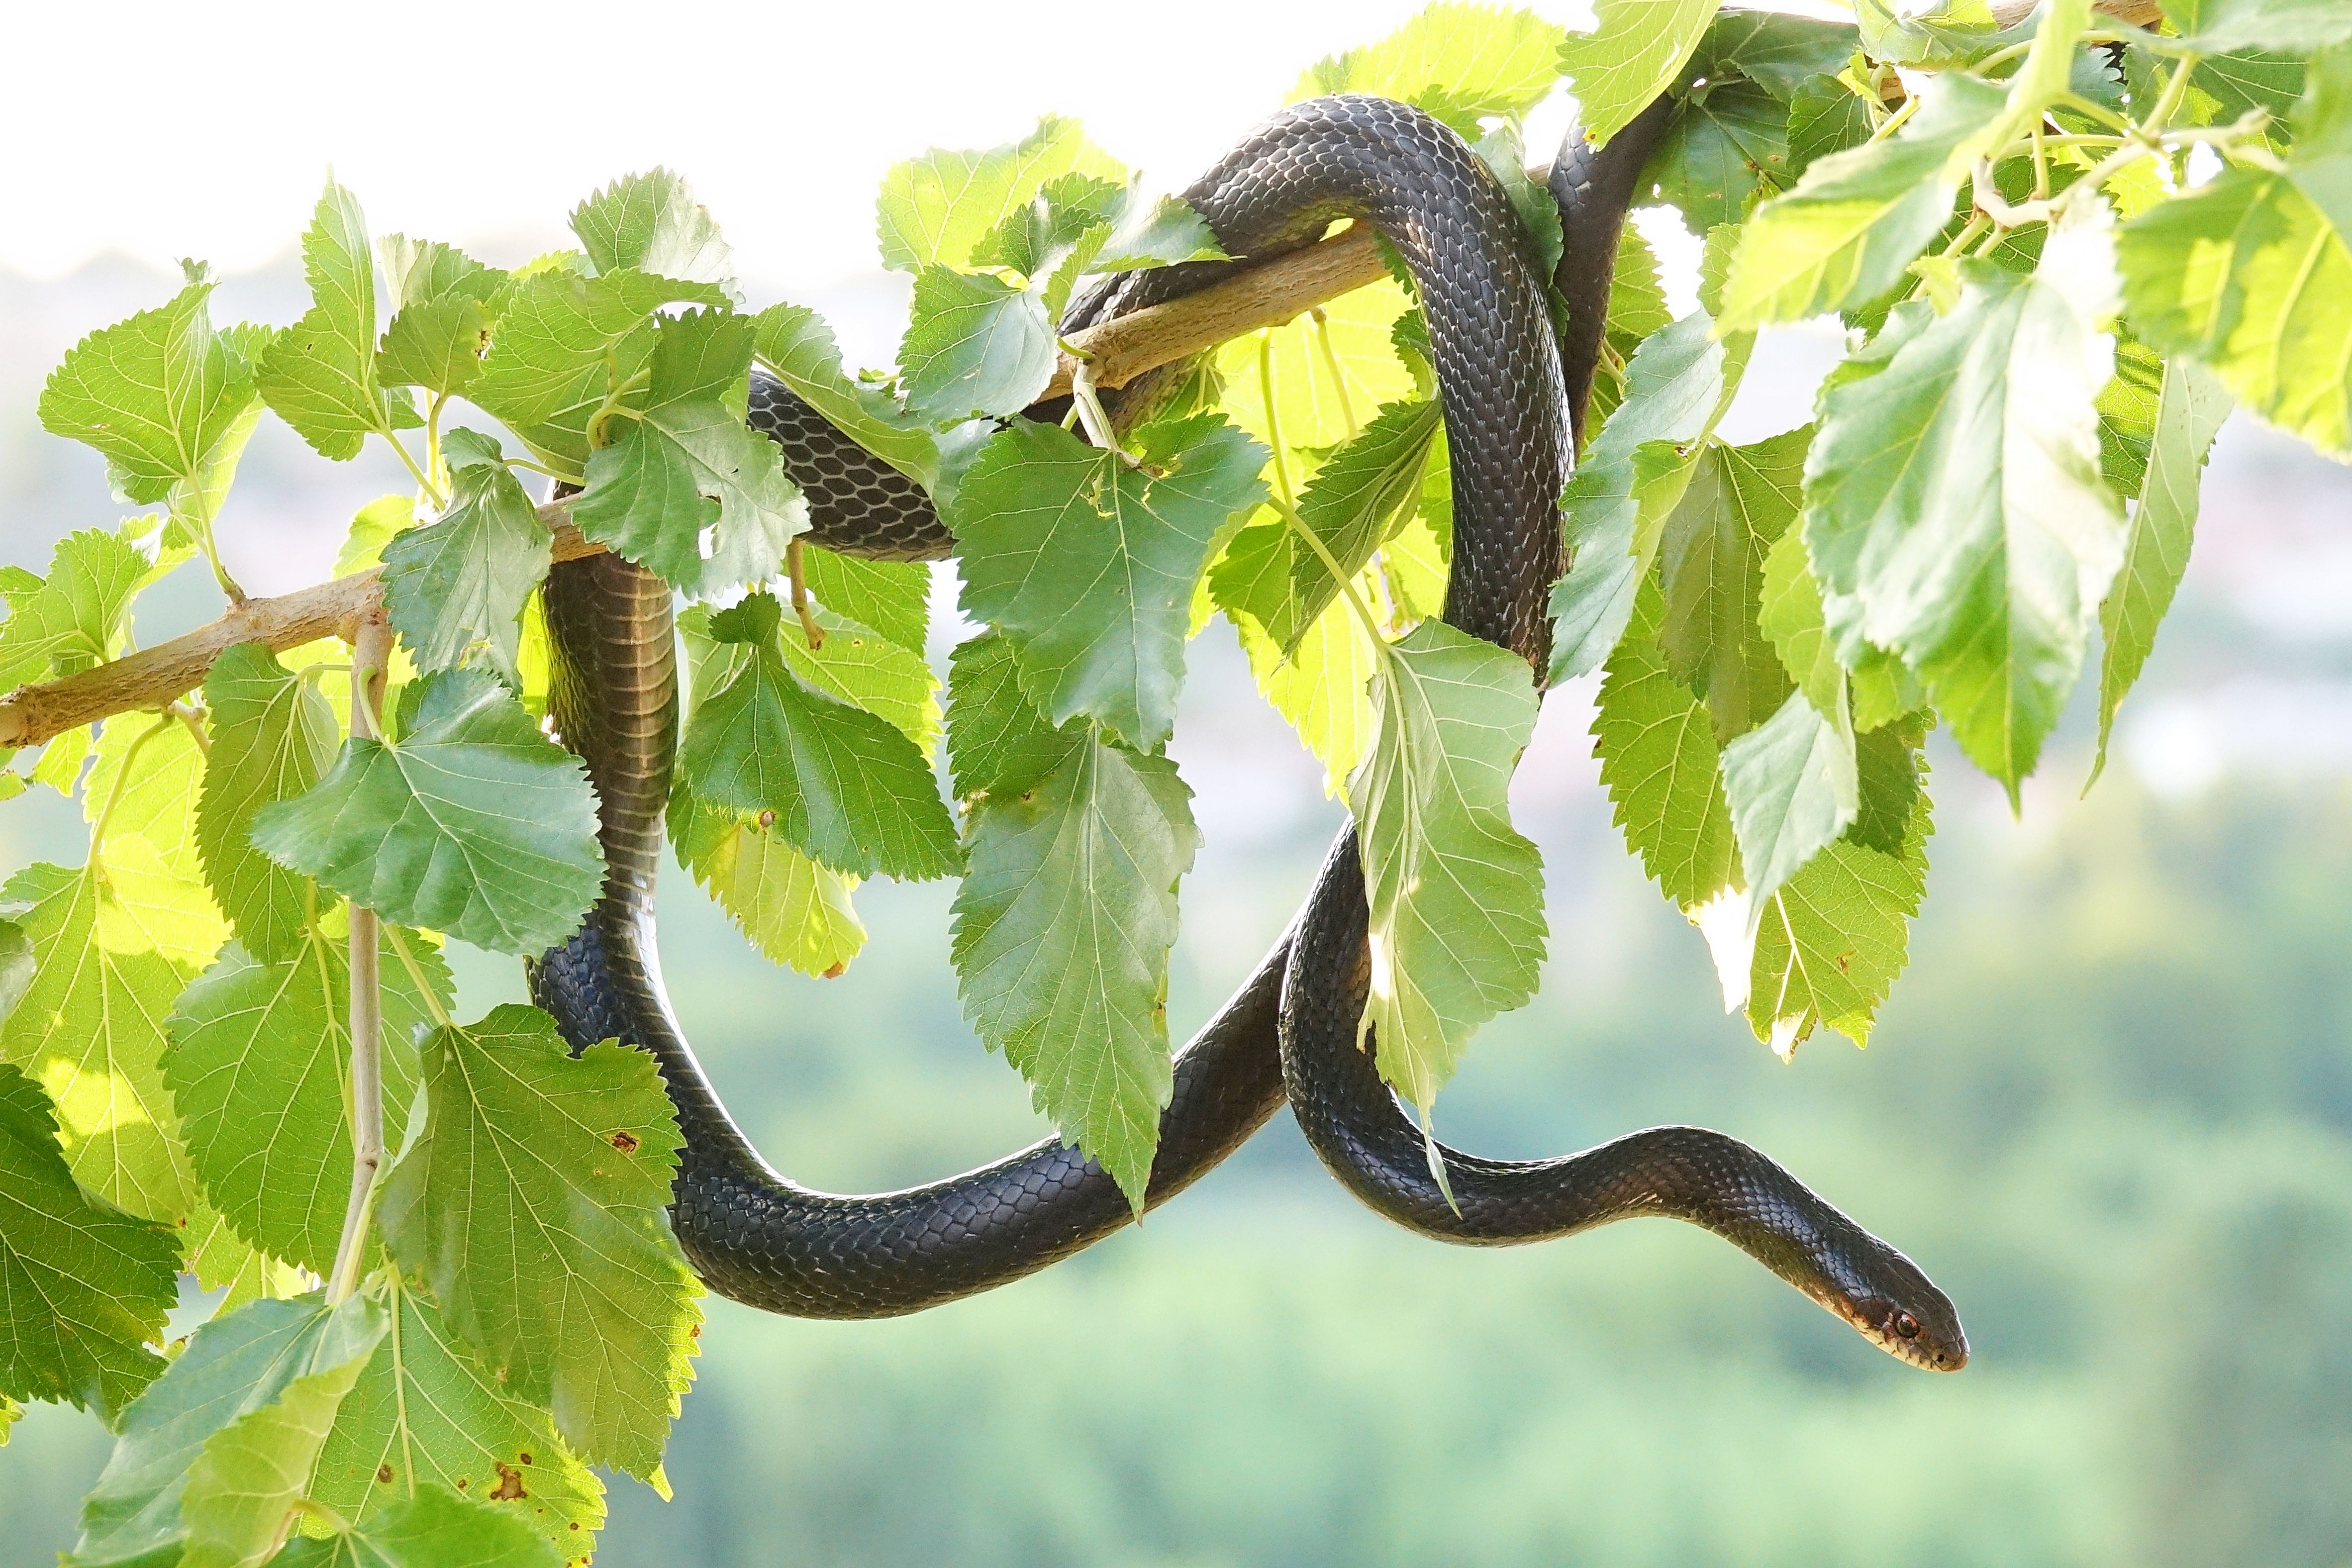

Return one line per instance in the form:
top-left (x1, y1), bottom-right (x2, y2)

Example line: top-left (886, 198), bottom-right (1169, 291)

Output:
top-left (527, 89), bottom-right (1967, 1371)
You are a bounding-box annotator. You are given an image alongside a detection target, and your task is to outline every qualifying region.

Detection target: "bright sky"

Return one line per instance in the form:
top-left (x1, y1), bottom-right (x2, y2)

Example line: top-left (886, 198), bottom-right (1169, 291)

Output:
top-left (2, 0), bottom-right (1612, 290)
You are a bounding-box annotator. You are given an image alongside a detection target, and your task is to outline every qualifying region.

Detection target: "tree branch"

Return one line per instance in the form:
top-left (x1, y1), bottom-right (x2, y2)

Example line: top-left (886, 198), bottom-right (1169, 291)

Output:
top-left (0, 225), bottom-right (1388, 751)
top-left (0, 516), bottom-right (601, 750)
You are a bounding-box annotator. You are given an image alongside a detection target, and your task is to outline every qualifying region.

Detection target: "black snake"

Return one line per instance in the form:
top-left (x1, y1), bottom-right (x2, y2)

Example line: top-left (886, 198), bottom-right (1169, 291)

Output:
top-left (527, 90), bottom-right (1967, 1372)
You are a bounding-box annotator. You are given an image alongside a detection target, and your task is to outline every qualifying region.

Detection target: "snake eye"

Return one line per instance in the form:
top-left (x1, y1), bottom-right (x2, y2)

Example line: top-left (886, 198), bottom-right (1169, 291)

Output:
top-left (1892, 1310), bottom-right (1922, 1340)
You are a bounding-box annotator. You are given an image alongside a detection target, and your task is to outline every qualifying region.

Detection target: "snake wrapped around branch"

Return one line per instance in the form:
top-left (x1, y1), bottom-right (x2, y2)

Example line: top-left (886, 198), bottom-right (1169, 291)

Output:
top-left (525, 86), bottom-right (1968, 1372)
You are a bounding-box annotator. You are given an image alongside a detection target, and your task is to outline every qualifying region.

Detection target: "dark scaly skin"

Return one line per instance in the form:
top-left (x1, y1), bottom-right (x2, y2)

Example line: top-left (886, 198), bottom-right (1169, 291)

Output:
top-left (1277, 105), bottom-right (1968, 1372)
top-left (534, 94), bottom-right (1968, 1363)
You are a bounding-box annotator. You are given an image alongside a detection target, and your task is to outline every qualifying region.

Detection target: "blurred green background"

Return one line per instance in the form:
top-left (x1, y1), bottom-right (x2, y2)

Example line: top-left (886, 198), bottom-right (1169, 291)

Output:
top-left (5, 247), bottom-right (2351, 1567)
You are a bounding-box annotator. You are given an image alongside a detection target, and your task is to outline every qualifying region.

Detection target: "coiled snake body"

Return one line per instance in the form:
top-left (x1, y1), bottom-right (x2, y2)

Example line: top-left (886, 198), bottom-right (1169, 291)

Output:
top-left (529, 91), bottom-right (1967, 1370)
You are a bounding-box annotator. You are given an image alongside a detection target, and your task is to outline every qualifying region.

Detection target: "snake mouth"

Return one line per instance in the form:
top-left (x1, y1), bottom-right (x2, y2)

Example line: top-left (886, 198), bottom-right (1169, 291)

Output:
top-left (1808, 1281), bottom-right (1968, 1372)
top-left (1847, 1296), bottom-right (1969, 1372)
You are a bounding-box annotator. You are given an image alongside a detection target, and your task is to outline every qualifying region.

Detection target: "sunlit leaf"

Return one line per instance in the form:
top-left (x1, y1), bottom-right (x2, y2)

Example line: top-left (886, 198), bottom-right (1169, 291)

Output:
top-left (376, 1005), bottom-right (700, 1479)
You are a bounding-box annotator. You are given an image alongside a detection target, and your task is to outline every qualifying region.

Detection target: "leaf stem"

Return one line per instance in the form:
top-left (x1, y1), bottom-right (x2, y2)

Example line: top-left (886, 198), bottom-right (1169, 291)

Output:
top-left (1269, 490), bottom-right (1387, 664)
top-left (382, 432), bottom-right (447, 514)
top-left (1939, 213), bottom-right (1993, 258)
top-left (384, 924), bottom-right (454, 1033)
top-left (1258, 334), bottom-right (1295, 510)
top-left (166, 699), bottom-right (209, 757)
top-left (87, 709), bottom-right (178, 862)
top-left (1068, 360), bottom-right (1137, 467)
top-left (1867, 93), bottom-right (1920, 143)
top-left (348, 606), bottom-right (391, 744)
top-left (785, 538), bottom-right (826, 650)
top-left (1310, 307), bottom-right (1359, 441)
top-left (2053, 93), bottom-right (2134, 136)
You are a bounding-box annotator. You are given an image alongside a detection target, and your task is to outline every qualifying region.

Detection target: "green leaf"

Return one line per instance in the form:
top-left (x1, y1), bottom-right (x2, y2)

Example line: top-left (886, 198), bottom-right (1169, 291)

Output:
top-left (1558, 0), bottom-right (1719, 147)
top-left (1786, 74), bottom-right (1878, 178)
top-left (2092, 357), bottom-right (2232, 783)
top-left (1657, 429), bottom-right (1807, 741)
top-left (943, 631), bottom-right (1084, 800)
top-left (257, 180), bottom-right (406, 460)
top-left (335, 495), bottom-right (415, 578)
top-left (1720, 688), bottom-right (1859, 950)
top-left (0, 1059), bottom-right (177, 1423)
top-left (1687, 11), bottom-right (1858, 100)
top-left (897, 266), bottom-right (1057, 423)
top-left (796, 546), bottom-right (929, 655)
top-left (1209, 399), bottom-right (1442, 655)
top-left (85, 711), bottom-right (218, 919)
top-left (1718, 73), bottom-right (2006, 330)
top-left (2095, 335), bottom-right (2166, 497)
top-left (751, 304), bottom-right (939, 487)
top-left (164, 923), bottom-right (448, 1274)
top-left (1592, 603), bottom-right (1740, 912)
top-left (378, 237), bottom-right (498, 313)
top-left (1747, 777), bottom-right (1930, 1055)
top-left (1548, 309), bottom-right (1748, 684)
top-left (950, 414), bottom-right (1269, 751)
top-left (185, 1203), bottom-right (303, 1317)
top-left (2171, 49), bottom-right (2309, 152)
top-left (38, 273), bottom-right (259, 507)
top-left (1236, 584), bottom-right (1387, 798)
top-left (1849, 715), bottom-right (1927, 854)
top-left (773, 605), bottom-right (942, 757)
top-left (668, 781), bottom-right (865, 979)
top-left (0, 858), bottom-right (200, 1223)
top-left (375, 1004), bottom-right (700, 1479)
top-left (877, 116), bottom-right (1124, 274)
top-left (569, 169), bottom-right (737, 297)
top-left (307, 1272), bottom-right (604, 1560)
top-left (1214, 277), bottom-right (1420, 471)
top-left (2159, 0), bottom-right (2352, 51)
top-left (68, 1293), bottom-right (387, 1568)
top-left (1550, 443), bottom-right (1694, 685)
top-left (1853, 0), bottom-right (2011, 68)
top-left (1348, 621), bottom-right (1546, 1111)
top-left (279, 1482), bottom-right (566, 1568)
top-left (377, 297), bottom-right (491, 398)
top-left (572, 309), bottom-right (808, 597)
top-left (1805, 205), bottom-right (2125, 795)
top-left (679, 593), bottom-right (958, 881)
top-left (1649, 79), bottom-right (1793, 234)
top-left (972, 173), bottom-right (1223, 320)
top-left (1473, 123), bottom-right (1568, 282)
top-left (249, 669), bottom-right (604, 956)
top-left (179, 1330), bottom-right (378, 1568)
top-left (1294, 3), bottom-right (1567, 136)
top-left (381, 430), bottom-right (552, 677)
top-left (195, 644), bottom-right (338, 964)
top-left (468, 269), bottom-right (729, 475)
top-left (1760, 524), bottom-right (1840, 719)
top-left (2118, 59), bottom-right (2352, 456)
top-left (951, 735), bottom-right (1198, 1207)
top-left (0, 528), bottom-right (153, 690)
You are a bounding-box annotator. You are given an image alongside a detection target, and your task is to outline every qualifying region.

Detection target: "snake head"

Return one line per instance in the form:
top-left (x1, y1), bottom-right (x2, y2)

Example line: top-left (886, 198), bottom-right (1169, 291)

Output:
top-left (1825, 1244), bottom-right (1969, 1372)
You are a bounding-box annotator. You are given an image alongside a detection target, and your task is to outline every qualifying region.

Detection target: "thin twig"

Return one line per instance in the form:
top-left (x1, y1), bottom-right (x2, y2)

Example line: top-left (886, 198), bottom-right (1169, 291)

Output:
top-left (324, 609), bottom-right (392, 1309)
